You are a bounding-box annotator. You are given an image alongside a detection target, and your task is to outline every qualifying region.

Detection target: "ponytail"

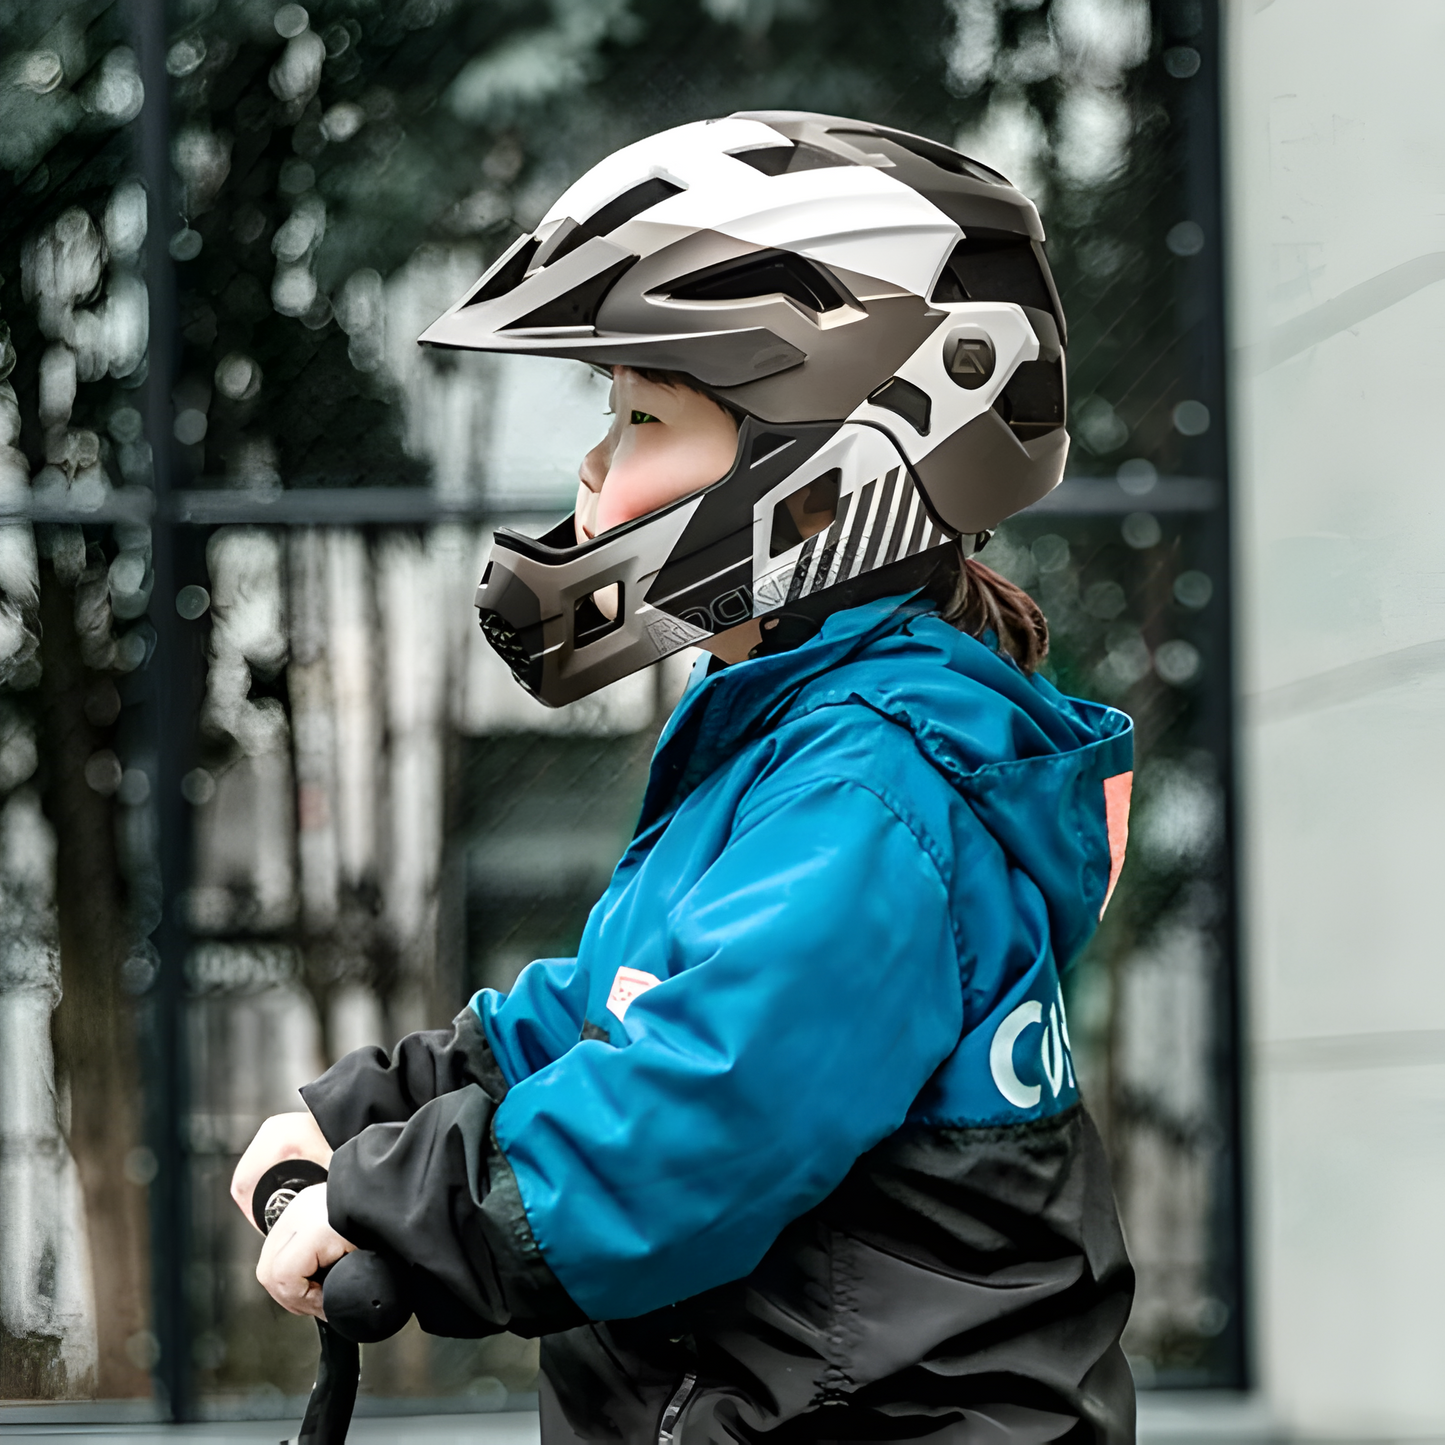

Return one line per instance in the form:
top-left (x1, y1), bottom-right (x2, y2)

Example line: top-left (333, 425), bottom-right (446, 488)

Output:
top-left (940, 550), bottom-right (1050, 675)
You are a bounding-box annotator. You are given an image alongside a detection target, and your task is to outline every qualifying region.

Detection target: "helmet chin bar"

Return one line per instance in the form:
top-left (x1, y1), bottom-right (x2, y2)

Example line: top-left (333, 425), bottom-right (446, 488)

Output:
top-left (476, 497), bottom-right (714, 708)
top-left (475, 415), bottom-right (981, 708)
top-left (475, 417), bottom-right (838, 706)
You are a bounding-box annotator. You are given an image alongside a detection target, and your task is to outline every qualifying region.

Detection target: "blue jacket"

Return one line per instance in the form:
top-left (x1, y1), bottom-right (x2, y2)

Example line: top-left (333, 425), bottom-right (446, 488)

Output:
top-left (470, 592), bottom-right (1134, 1323)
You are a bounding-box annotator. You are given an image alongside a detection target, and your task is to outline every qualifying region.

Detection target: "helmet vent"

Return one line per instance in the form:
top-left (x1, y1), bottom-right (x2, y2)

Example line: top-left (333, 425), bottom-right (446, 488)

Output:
top-left (574, 587), bottom-right (625, 648)
top-left (769, 470), bottom-right (840, 557)
top-left (667, 250), bottom-right (845, 314)
top-left (546, 177), bottom-right (684, 265)
top-left (931, 237), bottom-right (1054, 313)
top-left (831, 129), bottom-right (1005, 185)
top-left (505, 256), bottom-right (636, 330)
top-left (478, 610), bottom-right (536, 692)
top-left (867, 376), bottom-right (932, 436)
top-left (464, 236), bottom-right (540, 307)
top-left (729, 143), bottom-right (849, 176)
top-left (992, 359), bottom-right (1065, 442)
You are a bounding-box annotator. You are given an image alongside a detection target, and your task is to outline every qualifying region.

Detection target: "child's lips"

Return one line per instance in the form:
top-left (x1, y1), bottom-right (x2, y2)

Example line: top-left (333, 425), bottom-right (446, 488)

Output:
top-left (575, 483), bottom-right (600, 542)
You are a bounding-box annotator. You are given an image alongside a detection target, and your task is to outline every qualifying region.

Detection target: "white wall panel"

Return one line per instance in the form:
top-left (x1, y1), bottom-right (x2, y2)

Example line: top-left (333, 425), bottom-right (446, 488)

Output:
top-left (1227, 0), bottom-right (1445, 1432)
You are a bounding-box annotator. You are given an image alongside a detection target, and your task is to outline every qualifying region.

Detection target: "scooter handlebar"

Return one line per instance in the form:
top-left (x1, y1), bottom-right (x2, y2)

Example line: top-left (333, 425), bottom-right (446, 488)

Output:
top-left (320, 1247), bottom-right (411, 1344)
top-left (251, 1160), bottom-right (413, 1345)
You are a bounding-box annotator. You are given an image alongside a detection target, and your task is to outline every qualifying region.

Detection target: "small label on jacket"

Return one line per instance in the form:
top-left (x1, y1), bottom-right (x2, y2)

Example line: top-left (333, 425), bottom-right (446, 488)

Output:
top-left (607, 966), bottom-right (662, 1021)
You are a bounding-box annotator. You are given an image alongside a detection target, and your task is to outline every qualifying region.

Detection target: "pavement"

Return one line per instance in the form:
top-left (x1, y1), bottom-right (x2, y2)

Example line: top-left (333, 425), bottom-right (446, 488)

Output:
top-left (0, 1394), bottom-right (1281, 1445)
top-left (0, 1412), bottom-right (540, 1445)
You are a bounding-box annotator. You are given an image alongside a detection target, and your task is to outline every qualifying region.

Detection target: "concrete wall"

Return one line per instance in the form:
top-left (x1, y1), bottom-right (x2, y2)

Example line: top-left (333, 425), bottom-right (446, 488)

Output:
top-left (1226, 1), bottom-right (1445, 1434)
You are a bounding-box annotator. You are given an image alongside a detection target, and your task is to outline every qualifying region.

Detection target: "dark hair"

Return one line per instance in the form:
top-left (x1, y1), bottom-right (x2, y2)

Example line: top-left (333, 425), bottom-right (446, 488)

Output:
top-left (615, 367), bottom-right (1050, 673)
top-left (940, 550), bottom-right (1050, 675)
top-left (628, 366), bottom-right (689, 387)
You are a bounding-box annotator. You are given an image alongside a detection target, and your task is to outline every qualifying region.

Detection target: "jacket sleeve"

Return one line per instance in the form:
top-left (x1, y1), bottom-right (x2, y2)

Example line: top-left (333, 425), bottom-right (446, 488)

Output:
top-left (324, 1086), bottom-right (586, 1338)
top-left (324, 775), bottom-right (965, 1335)
top-left (502, 777), bottom-right (964, 1321)
top-left (472, 954), bottom-right (592, 1087)
top-left (305, 981), bottom-right (592, 1335)
top-left (300, 1005), bottom-right (508, 1148)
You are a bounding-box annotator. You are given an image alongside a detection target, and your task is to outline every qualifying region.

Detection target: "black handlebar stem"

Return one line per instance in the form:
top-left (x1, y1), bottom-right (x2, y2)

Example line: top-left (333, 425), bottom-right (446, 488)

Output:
top-left (251, 1160), bottom-right (414, 1445)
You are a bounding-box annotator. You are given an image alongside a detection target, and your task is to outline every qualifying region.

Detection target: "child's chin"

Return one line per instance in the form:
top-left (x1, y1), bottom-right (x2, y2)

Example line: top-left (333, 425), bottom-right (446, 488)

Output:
top-left (592, 584), bottom-right (620, 621)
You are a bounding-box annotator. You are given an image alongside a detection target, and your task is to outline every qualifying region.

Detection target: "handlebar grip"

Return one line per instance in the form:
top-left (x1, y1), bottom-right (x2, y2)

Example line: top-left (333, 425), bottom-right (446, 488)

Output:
top-left (251, 1161), bottom-right (413, 1344)
top-left (322, 1249), bottom-right (412, 1344)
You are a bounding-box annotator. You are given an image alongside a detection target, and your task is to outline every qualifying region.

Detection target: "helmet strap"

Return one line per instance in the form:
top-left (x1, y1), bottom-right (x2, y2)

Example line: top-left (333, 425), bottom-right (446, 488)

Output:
top-left (751, 611), bottom-right (824, 659)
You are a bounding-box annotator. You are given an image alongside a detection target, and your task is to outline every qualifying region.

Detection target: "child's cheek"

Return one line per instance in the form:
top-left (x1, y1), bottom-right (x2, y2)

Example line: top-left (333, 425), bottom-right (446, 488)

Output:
top-left (595, 433), bottom-right (698, 535)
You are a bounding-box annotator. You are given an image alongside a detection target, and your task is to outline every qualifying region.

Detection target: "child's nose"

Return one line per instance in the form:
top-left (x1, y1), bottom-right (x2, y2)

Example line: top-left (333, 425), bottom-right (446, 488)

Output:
top-left (579, 437), bottom-right (610, 493)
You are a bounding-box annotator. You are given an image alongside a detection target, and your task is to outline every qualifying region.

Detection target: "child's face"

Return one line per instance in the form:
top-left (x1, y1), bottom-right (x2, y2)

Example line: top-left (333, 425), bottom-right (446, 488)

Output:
top-left (575, 368), bottom-right (739, 544)
top-left (575, 366), bottom-right (760, 658)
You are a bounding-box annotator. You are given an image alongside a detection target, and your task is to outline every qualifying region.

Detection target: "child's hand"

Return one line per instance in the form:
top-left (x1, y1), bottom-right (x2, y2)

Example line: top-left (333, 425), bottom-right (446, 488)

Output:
top-left (255, 1183), bottom-right (354, 1319)
top-left (230, 1111), bottom-right (334, 1231)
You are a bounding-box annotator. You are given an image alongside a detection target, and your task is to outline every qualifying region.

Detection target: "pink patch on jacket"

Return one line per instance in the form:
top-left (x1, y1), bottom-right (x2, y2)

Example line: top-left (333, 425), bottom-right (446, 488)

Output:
top-left (1101, 771), bottom-right (1133, 917)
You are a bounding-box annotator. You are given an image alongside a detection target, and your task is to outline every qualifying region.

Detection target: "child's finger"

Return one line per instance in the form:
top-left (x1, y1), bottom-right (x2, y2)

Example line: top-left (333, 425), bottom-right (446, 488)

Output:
top-left (230, 1112), bottom-right (329, 1229)
top-left (254, 1185), bottom-right (352, 1319)
top-left (257, 1213), bottom-right (323, 1314)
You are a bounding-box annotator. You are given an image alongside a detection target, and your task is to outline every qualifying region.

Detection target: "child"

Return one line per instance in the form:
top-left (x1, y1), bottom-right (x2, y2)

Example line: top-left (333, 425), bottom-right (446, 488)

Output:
top-left (233, 112), bottom-right (1137, 1445)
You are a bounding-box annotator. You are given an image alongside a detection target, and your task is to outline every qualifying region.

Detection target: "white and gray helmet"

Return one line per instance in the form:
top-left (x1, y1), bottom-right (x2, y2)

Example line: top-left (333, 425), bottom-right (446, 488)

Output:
top-left (420, 111), bottom-right (1069, 705)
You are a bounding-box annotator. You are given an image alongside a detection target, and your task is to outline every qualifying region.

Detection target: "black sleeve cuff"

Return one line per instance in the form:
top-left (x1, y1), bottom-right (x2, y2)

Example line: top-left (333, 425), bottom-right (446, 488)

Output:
top-left (327, 1084), bottom-right (586, 1339)
top-left (301, 1004), bottom-right (508, 1149)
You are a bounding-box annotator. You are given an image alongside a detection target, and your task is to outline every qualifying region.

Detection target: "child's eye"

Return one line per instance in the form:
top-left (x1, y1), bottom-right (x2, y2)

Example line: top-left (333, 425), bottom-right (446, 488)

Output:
top-left (630, 410), bottom-right (660, 425)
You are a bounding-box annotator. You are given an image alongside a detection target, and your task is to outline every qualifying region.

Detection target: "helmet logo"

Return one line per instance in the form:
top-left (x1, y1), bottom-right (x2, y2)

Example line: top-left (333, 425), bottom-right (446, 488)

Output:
top-left (710, 588), bottom-right (752, 626)
top-left (646, 616), bottom-right (709, 656)
top-left (946, 336), bottom-right (996, 390)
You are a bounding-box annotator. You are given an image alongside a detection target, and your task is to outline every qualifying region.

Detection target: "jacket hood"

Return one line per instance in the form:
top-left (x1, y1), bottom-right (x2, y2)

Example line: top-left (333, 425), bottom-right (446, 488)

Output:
top-left (641, 592), bottom-right (1133, 969)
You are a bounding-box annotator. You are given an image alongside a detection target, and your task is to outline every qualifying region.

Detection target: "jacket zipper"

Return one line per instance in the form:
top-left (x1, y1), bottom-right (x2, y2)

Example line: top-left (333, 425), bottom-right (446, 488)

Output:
top-left (657, 1371), bottom-right (698, 1445)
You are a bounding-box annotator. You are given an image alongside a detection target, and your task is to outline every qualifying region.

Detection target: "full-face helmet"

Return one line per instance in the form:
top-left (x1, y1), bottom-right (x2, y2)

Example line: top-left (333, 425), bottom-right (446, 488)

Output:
top-left (419, 111), bottom-right (1069, 706)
